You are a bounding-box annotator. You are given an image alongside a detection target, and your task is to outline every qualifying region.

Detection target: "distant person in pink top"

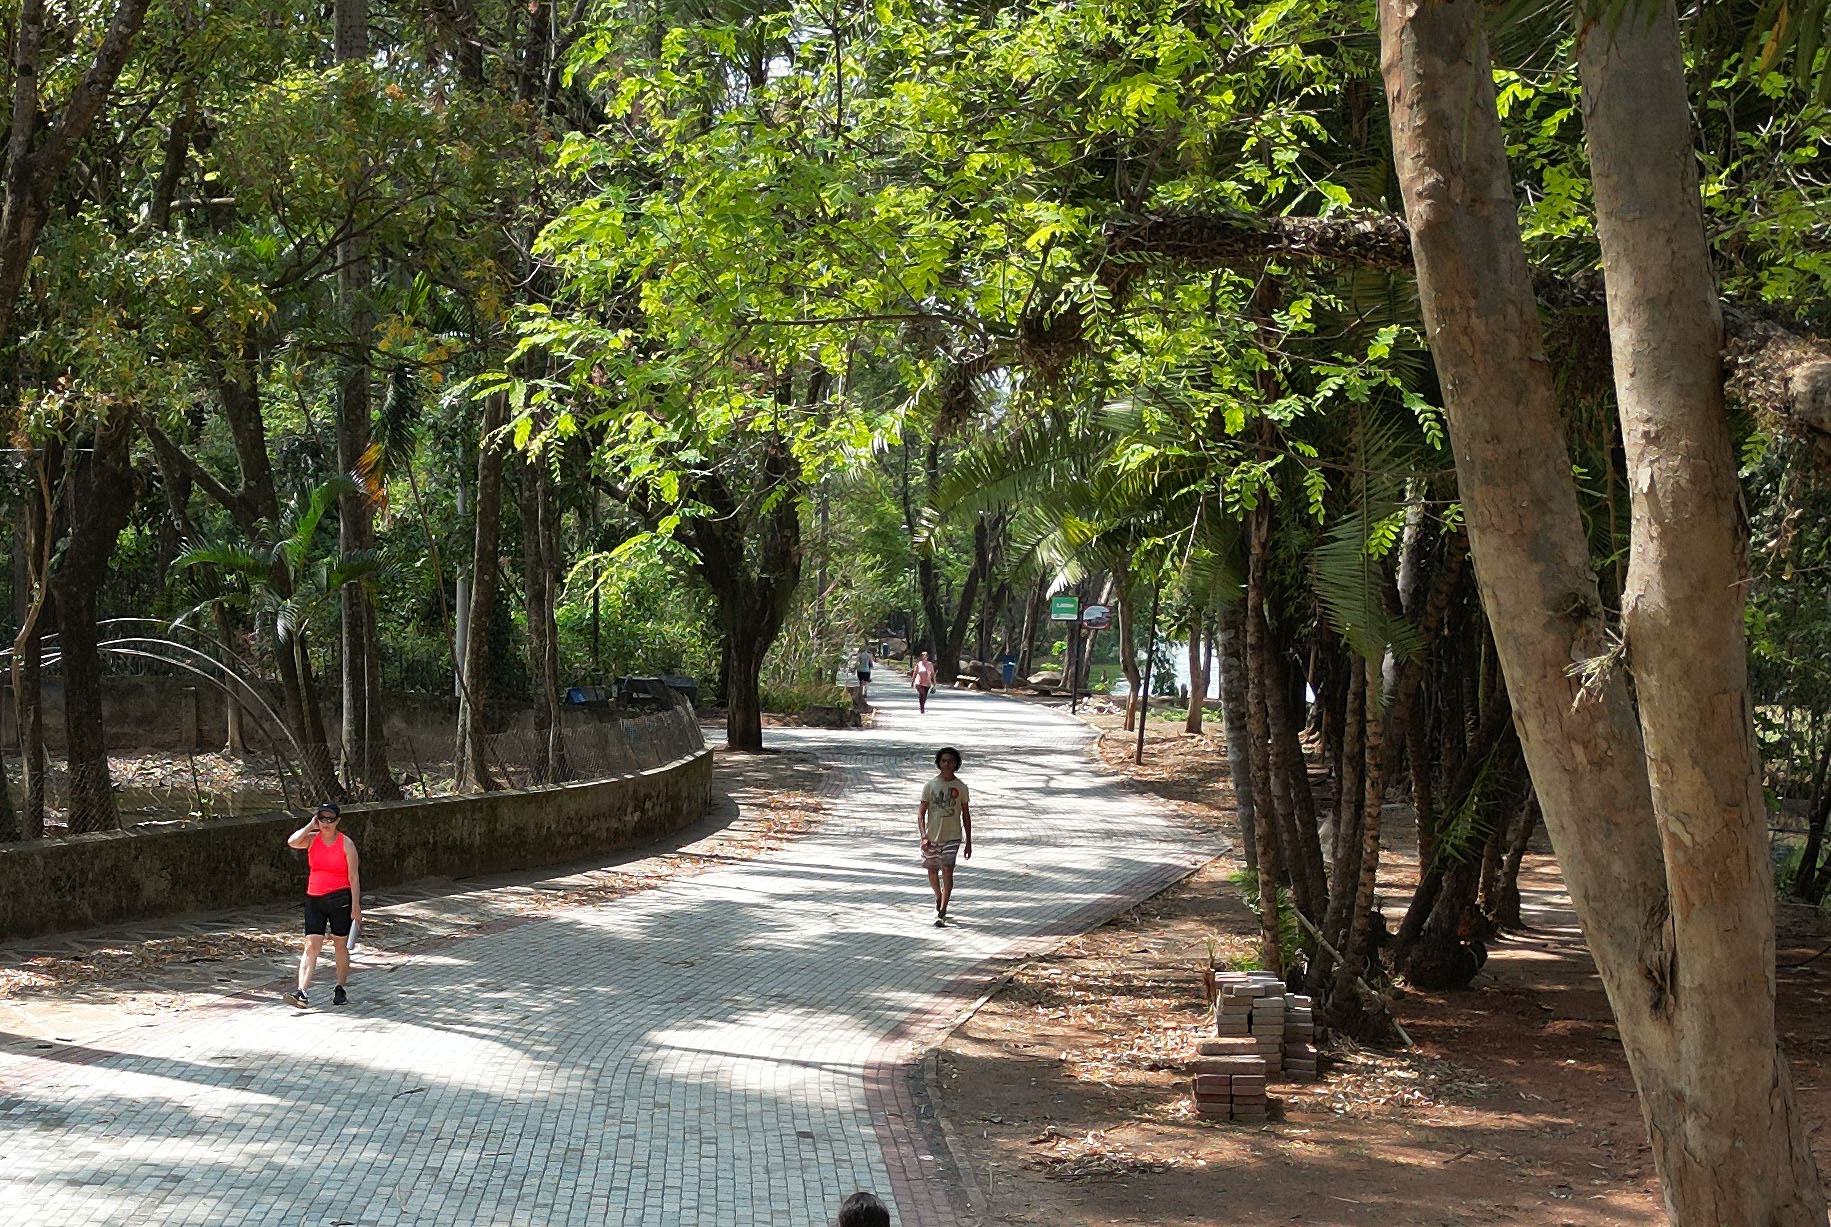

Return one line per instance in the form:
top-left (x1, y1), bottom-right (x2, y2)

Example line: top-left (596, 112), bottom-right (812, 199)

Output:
top-left (283, 802), bottom-right (362, 1008)
top-left (912, 651), bottom-right (936, 714)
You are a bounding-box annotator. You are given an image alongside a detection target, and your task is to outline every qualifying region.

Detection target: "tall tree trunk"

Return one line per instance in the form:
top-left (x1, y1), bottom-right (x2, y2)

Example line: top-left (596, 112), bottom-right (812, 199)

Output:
top-left (46, 413), bottom-right (136, 834)
top-left (724, 626), bottom-right (766, 751)
top-left (1794, 787), bottom-right (1831, 903)
top-left (1487, 792), bottom-right (1539, 931)
top-left (1311, 650), bottom-right (1367, 996)
top-left (1243, 516), bottom-right (1284, 974)
top-left (685, 437), bottom-right (803, 752)
top-left (913, 443), bottom-right (989, 682)
top-left (1576, 4), bottom-right (1823, 1217)
top-left (1184, 617), bottom-right (1206, 734)
top-left (1117, 577), bottom-right (1142, 730)
top-left (12, 480), bottom-right (49, 838)
top-left (1216, 600), bottom-right (1257, 872)
top-left (450, 0), bottom-right (483, 86)
top-left (1380, 0), bottom-right (1824, 1217)
top-left (1267, 651), bottom-right (1327, 916)
top-left (214, 603), bottom-right (247, 754)
top-left (1328, 656), bottom-right (1386, 1025)
top-left (519, 458), bottom-right (566, 783)
top-left (273, 631), bottom-right (337, 802)
top-left (1016, 576), bottom-right (1044, 678)
top-left (456, 392), bottom-right (507, 791)
top-left (0, 735), bottom-right (13, 840)
top-left (53, 582), bottom-right (115, 832)
top-left (1247, 510), bottom-right (1327, 920)
top-left (333, 0), bottom-right (396, 801)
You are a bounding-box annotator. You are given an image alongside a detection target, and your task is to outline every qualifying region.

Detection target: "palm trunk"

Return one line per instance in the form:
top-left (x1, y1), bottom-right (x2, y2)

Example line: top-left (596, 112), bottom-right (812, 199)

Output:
top-left (1184, 619), bottom-right (1206, 734)
top-left (1016, 576), bottom-right (1045, 677)
top-left (1328, 656), bottom-right (1386, 1023)
top-left (1216, 600), bottom-right (1257, 872)
top-left (214, 603), bottom-right (246, 753)
top-left (1311, 650), bottom-right (1367, 995)
top-left (1243, 514), bottom-right (1284, 975)
top-left (1487, 792), bottom-right (1539, 931)
top-left (1267, 651), bottom-right (1327, 916)
top-left (1117, 581), bottom-right (1142, 730)
top-left (1247, 512), bottom-right (1327, 921)
top-left (287, 635), bottom-right (340, 802)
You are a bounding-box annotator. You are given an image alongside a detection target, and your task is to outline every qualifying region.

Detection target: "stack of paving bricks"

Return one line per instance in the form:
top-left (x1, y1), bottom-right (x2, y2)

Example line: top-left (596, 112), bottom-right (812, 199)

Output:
top-left (1188, 1067), bottom-right (1268, 1122)
top-left (1208, 972), bottom-right (1320, 1080)
top-left (1284, 993), bottom-right (1318, 1079)
top-left (1186, 973), bottom-right (1327, 1122)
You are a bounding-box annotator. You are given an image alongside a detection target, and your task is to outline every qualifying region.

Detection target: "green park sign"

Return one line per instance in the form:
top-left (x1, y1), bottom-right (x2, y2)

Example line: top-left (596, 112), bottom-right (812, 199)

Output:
top-left (1049, 595), bottom-right (1079, 621)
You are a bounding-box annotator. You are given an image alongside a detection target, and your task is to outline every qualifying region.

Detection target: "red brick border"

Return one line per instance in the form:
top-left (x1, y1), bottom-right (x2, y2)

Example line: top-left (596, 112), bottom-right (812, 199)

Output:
top-left (862, 854), bottom-right (1209, 1226)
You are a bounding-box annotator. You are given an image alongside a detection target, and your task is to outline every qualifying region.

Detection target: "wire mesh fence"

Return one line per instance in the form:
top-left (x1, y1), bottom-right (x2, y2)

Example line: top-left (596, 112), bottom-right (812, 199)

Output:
top-left (2, 703), bottom-right (707, 839)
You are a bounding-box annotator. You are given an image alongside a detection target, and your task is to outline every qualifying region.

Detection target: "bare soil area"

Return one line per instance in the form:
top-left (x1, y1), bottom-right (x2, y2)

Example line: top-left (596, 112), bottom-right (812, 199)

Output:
top-left (931, 711), bottom-right (1831, 1226)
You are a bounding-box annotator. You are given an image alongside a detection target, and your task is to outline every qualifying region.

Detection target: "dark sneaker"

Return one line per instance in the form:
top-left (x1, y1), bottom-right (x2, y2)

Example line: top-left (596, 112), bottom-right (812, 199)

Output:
top-left (333, 985), bottom-right (348, 1006)
top-left (284, 990), bottom-right (309, 1009)
top-left (934, 915), bottom-right (946, 928)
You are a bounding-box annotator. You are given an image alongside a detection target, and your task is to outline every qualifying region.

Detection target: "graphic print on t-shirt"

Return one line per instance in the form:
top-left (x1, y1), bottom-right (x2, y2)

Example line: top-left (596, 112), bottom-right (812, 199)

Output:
top-left (922, 775), bottom-right (969, 844)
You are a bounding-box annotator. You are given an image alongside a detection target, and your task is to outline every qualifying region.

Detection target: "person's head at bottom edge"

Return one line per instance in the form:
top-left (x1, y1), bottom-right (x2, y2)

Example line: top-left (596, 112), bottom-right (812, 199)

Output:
top-left (837, 1190), bottom-right (890, 1227)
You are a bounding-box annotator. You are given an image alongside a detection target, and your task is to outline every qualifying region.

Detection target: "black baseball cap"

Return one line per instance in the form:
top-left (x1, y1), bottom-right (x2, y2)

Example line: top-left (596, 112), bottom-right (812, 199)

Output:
top-left (314, 802), bottom-right (341, 818)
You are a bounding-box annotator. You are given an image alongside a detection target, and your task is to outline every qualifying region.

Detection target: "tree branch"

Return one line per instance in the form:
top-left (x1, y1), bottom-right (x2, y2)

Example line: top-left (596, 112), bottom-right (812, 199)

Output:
top-left (131, 409), bottom-right (249, 524)
top-left (1102, 210), bottom-right (1831, 446)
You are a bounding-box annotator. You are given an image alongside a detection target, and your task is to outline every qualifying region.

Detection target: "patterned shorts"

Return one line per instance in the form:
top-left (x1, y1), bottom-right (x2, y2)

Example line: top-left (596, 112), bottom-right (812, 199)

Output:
top-left (921, 840), bottom-right (962, 870)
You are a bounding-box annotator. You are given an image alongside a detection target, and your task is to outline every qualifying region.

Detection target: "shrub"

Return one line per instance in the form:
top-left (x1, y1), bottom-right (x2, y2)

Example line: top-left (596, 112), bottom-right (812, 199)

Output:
top-left (759, 681), bottom-right (852, 714)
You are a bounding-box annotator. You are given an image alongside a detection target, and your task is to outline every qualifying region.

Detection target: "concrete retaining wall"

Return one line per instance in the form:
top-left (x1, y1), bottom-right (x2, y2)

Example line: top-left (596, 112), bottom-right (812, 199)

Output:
top-left (0, 748), bottom-right (714, 942)
top-left (0, 674), bottom-right (667, 754)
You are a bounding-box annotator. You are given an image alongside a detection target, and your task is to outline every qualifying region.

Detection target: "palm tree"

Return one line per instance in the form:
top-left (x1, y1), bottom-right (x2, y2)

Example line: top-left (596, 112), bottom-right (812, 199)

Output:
top-left (172, 477), bottom-right (387, 801)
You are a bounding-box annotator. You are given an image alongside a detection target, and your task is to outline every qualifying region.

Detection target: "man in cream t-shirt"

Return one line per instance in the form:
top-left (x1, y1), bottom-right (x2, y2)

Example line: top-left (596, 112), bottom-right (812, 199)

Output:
top-left (916, 746), bottom-right (973, 926)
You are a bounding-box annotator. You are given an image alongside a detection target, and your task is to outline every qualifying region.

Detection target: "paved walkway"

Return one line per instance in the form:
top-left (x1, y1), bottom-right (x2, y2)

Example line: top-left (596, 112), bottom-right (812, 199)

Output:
top-left (0, 682), bottom-right (1212, 1226)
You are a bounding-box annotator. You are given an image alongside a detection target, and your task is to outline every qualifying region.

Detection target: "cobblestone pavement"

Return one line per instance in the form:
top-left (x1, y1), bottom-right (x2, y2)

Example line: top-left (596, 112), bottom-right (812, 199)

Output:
top-left (0, 682), bottom-right (1213, 1226)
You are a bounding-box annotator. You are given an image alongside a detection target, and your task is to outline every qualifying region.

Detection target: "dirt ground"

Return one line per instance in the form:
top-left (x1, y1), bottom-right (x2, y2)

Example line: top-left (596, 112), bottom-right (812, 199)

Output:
top-left (930, 709), bottom-right (1831, 1226)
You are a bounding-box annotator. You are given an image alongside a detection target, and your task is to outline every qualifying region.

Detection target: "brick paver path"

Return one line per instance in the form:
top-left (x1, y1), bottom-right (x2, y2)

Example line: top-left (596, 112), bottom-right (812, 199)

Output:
top-left (0, 683), bottom-right (1212, 1226)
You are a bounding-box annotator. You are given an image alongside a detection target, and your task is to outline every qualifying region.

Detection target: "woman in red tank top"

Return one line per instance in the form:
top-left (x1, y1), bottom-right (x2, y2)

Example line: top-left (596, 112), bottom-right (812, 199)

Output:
top-left (284, 802), bottom-right (362, 1008)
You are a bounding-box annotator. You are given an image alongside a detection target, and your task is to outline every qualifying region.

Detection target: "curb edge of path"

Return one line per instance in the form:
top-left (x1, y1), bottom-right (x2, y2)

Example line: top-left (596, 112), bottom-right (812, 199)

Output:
top-left (864, 852), bottom-right (1214, 1227)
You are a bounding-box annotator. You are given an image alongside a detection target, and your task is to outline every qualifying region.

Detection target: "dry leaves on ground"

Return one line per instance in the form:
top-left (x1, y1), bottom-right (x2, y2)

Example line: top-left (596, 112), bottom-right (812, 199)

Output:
top-left (503, 787), bottom-right (824, 916)
top-left (0, 783), bottom-right (827, 1000)
top-left (1301, 1041), bottom-right (1496, 1117)
top-left (0, 930), bottom-right (298, 998)
top-left (1027, 1129), bottom-right (1190, 1182)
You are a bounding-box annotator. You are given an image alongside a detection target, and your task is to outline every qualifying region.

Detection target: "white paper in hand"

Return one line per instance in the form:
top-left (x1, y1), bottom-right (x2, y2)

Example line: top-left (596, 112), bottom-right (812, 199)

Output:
top-left (346, 918), bottom-right (360, 953)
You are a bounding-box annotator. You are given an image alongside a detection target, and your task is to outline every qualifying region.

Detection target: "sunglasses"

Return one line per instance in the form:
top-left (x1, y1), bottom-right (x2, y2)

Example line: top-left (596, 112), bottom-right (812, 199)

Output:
top-left (315, 813), bottom-right (340, 822)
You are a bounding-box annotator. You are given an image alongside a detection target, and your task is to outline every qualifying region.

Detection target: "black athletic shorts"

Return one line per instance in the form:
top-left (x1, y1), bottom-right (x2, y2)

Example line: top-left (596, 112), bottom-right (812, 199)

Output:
top-left (304, 889), bottom-right (354, 937)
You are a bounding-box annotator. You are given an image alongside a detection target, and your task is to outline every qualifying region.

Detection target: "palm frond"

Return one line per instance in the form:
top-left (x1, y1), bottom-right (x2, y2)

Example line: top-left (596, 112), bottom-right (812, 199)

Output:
top-left (1310, 408), bottom-right (1426, 663)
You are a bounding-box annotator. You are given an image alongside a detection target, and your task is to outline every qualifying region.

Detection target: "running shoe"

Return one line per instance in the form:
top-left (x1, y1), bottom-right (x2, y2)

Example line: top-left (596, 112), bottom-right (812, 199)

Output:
top-left (333, 985), bottom-right (348, 1006)
top-left (284, 990), bottom-right (309, 1009)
